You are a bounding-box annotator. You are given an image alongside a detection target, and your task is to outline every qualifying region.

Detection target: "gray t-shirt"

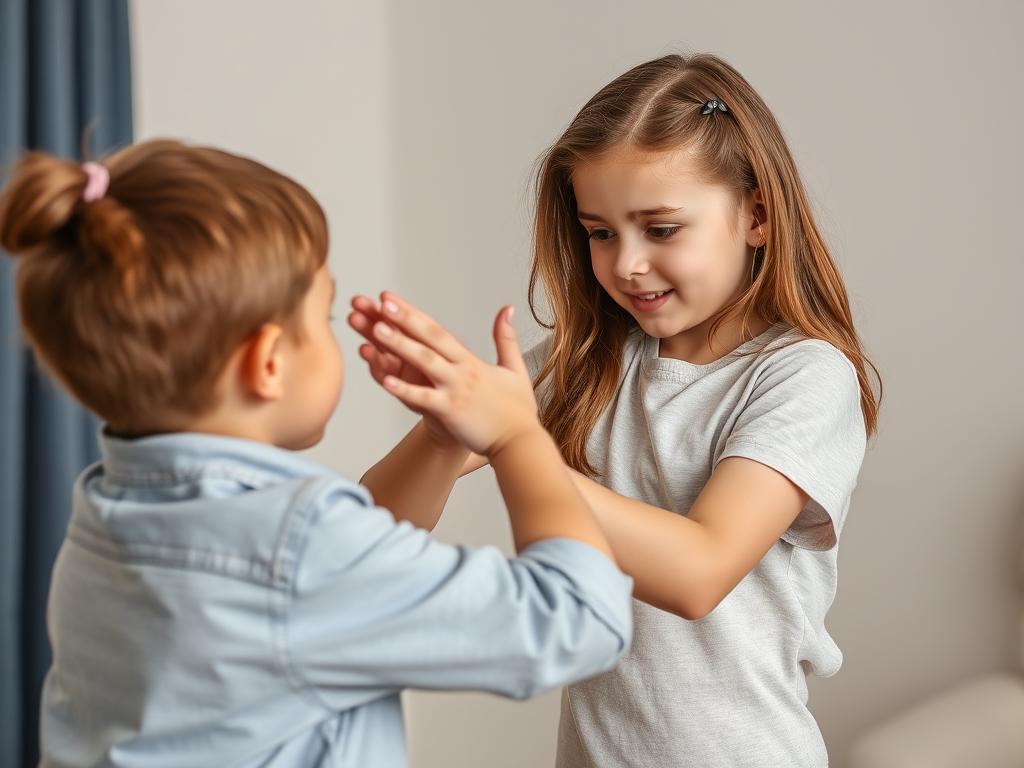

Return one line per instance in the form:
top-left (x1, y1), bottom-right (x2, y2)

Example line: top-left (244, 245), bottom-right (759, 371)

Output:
top-left (523, 322), bottom-right (867, 768)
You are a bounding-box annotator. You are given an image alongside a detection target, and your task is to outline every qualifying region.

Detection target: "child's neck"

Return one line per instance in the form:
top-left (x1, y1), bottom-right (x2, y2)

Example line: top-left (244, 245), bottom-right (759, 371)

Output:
top-left (658, 314), bottom-right (772, 364)
top-left (182, 409), bottom-right (279, 446)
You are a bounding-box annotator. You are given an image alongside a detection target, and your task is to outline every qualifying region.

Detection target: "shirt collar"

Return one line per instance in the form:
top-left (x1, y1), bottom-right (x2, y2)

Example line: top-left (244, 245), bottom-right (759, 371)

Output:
top-left (97, 428), bottom-right (343, 490)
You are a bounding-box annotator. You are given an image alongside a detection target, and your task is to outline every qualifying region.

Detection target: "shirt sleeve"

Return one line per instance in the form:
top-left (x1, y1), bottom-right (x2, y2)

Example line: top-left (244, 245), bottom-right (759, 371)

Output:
top-left (715, 340), bottom-right (867, 551)
top-left (280, 485), bottom-right (633, 711)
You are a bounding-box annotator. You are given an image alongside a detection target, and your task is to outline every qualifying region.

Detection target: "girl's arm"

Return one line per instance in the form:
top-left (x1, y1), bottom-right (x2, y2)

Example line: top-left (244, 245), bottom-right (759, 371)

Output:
top-left (568, 457), bottom-right (808, 619)
top-left (357, 292), bottom-right (615, 560)
top-left (350, 294), bottom-right (470, 530)
top-left (359, 420), bottom-right (469, 531)
top-left (458, 451), bottom-right (806, 619)
top-left (460, 451), bottom-right (489, 476)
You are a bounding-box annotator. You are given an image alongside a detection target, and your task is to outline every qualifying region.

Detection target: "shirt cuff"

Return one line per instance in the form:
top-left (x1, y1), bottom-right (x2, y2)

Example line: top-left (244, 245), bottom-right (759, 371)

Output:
top-left (516, 537), bottom-right (634, 645)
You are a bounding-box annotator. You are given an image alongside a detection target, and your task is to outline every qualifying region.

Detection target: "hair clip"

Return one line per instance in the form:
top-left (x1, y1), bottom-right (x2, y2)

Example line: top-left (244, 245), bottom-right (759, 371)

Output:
top-left (81, 162), bottom-right (110, 203)
top-left (701, 98), bottom-right (729, 116)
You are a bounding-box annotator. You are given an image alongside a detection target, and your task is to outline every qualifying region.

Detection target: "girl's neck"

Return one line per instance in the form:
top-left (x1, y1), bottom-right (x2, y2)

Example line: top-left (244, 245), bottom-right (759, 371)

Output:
top-left (657, 313), bottom-right (772, 365)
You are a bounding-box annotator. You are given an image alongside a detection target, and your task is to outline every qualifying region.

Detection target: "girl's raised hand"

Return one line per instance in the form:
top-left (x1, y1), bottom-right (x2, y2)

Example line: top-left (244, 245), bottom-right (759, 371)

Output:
top-left (351, 292), bottom-right (539, 458)
top-left (348, 294), bottom-right (458, 450)
top-left (348, 294), bottom-right (425, 389)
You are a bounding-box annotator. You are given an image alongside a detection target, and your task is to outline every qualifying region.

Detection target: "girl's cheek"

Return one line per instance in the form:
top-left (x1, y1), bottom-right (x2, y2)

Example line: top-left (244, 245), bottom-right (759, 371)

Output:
top-left (670, 251), bottom-right (733, 304)
top-left (664, 247), bottom-right (707, 284)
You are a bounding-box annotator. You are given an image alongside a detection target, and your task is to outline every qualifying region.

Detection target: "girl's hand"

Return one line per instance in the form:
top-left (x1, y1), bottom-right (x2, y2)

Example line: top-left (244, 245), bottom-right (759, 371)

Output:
top-left (348, 295), bottom-right (459, 451)
top-left (354, 292), bottom-right (539, 458)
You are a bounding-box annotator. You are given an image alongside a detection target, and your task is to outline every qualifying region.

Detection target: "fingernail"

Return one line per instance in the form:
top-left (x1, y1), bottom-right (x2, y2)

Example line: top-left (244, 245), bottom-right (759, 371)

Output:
top-left (383, 300), bottom-right (399, 315)
top-left (507, 306), bottom-right (515, 323)
top-left (375, 322), bottom-right (393, 337)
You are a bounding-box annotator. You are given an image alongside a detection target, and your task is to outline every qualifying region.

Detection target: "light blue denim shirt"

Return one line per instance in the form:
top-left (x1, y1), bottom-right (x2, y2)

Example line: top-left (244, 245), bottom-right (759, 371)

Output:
top-left (39, 431), bottom-right (633, 767)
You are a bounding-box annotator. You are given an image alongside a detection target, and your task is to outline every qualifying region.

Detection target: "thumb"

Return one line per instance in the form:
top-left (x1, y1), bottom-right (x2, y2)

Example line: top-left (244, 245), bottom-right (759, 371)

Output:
top-left (493, 305), bottom-right (527, 375)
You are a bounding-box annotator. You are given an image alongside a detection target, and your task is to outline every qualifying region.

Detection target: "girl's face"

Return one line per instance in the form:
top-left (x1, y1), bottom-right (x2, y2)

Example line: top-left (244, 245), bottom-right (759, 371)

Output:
top-left (572, 143), bottom-right (765, 360)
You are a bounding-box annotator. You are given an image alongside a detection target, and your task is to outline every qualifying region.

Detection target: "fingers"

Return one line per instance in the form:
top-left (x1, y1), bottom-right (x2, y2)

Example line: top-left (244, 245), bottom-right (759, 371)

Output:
top-left (377, 292), bottom-right (468, 363)
top-left (347, 295), bottom-right (386, 345)
top-left (358, 343), bottom-right (401, 384)
top-left (380, 375), bottom-right (448, 415)
top-left (492, 305), bottom-right (528, 376)
top-left (350, 293), bottom-right (463, 368)
top-left (370, 318), bottom-right (454, 385)
top-left (349, 296), bottom-right (406, 375)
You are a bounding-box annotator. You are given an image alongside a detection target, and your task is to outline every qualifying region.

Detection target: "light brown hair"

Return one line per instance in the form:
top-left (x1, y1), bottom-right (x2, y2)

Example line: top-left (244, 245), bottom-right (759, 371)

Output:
top-left (530, 53), bottom-right (881, 476)
top-left (0, 139), bottom-right (328, 435)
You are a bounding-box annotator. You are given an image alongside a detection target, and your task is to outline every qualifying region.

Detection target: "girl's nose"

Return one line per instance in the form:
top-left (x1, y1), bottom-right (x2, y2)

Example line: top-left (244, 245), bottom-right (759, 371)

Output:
top-left (612, 242), bottom-right (650, 280)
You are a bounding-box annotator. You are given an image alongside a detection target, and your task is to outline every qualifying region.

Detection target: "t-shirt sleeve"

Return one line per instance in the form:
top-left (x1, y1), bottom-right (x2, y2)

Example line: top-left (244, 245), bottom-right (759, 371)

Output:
top-left (715, 340), bottom-right (867, 550)
top-left (281, 483), bottom-right (633, 710)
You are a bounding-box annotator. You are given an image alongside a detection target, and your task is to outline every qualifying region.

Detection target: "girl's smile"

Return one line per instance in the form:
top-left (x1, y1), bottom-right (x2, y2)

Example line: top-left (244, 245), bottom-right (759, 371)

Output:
top-left (572, 143), bottom-right (768, 363)
top-left (627, 288), bottom-right (675, 312)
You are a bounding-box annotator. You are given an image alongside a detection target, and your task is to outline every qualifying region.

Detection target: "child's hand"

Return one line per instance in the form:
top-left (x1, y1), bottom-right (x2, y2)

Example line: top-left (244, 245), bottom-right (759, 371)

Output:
top-left (348, 295), bottom-right (460, 452)
top-left (354, 292), bottom-right (539, 458)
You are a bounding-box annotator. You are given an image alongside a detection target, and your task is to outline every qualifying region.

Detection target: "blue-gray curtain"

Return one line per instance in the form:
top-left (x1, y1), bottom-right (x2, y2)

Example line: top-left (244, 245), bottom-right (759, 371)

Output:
top-left (0, 1), bottom-right (132, 764)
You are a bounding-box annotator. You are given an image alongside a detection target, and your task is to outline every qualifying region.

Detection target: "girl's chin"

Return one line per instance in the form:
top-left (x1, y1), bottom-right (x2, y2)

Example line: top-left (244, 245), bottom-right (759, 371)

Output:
top-left (632, 312), bottom-right (688, 337)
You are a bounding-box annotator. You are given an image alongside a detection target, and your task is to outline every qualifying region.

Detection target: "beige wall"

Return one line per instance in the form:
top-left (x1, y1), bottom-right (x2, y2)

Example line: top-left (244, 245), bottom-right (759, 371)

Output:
top-left (133, 0), bottom-right (398, 471)
top-left (132, 2), bottom-right (1024, 766)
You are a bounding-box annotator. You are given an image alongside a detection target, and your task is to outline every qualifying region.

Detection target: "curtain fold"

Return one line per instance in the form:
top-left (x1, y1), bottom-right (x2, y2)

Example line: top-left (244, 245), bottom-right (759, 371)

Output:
top-left (0, 1), bottom-right (133, 764)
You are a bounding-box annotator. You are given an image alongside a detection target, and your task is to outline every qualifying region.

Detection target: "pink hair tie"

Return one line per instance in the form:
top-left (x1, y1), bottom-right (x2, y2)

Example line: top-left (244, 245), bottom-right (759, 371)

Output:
top-left (81, 161), bottom-right (110, 203)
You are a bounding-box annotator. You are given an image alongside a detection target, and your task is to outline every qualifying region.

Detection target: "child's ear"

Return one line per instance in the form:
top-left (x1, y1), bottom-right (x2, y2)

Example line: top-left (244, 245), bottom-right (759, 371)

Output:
top-left (240, 323), bottom-right (286, 401)
top-left (746, 187), bottom-right (769, 247)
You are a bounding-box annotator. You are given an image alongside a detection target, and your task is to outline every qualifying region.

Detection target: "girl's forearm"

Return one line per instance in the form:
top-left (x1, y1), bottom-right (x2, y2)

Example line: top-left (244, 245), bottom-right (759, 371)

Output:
top-left (360, 420), bottom-right (469, 531)
top-left (489, 428), bottom-right (615, 560)
top-left (459, 452), bottom-right (488, 477)
top-left (458, 455), bottom-right (724, 616)
top-left (567, 470), bottom-right (723, 619)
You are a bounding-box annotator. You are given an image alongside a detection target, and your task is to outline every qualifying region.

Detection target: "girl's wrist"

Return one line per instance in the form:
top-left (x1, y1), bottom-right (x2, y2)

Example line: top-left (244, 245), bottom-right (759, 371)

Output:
top-left (485, 419), bottom-right (546, 461)
top-left (419, 418), bottom-right (468, 456)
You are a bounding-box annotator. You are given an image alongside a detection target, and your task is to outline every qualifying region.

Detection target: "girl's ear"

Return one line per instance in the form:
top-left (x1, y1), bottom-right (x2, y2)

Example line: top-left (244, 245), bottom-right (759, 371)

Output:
top-left (239, 323), bottom-right (286, 401)
top-left (746, 187), bottom-right (769, 248)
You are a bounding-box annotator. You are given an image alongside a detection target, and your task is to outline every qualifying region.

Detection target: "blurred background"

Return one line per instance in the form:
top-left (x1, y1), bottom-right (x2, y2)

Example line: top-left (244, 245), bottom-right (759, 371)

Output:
top-left (2, 1), bottom-right (1023, 766)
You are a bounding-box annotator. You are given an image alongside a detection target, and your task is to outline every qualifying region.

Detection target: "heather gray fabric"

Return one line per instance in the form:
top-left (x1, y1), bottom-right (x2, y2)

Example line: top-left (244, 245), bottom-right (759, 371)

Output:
top-left (524, 323), bottom-right (867, 767)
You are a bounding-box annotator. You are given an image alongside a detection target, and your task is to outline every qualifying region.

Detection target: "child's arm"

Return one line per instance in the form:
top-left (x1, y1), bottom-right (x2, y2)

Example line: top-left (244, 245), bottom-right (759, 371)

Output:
top-left (564, 344), bottom-right (865, 621)
top-left (363, 292), bottom-right (613, 558)
top-left (459, 451), bottom-right (488, 476)
top-left (455, 452), bottom-right (806, 618)
top-left (286, 484), bottom-right (631, 705)
top-left (565, 458), bottom-right (807, 619)
top-left (349, 295), bottom-right (469, 530)
top-left (462, 342), bottom-right (864, 621)
top-left (278, 294), bottom-right (632, 706)
top-left (358, 420), bottom-right (468, 531)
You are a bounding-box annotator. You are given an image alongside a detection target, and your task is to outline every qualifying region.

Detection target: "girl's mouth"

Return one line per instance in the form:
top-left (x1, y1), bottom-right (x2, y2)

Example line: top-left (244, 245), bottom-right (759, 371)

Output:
top-left (628, 289), bottom-right (674, 312)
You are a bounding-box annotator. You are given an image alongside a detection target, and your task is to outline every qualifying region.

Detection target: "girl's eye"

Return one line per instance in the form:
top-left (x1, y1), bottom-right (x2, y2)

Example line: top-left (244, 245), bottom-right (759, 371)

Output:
top-left (588, 229), bottom-right (614, 242)
top-left (648, 226), bottom-right (682, 240)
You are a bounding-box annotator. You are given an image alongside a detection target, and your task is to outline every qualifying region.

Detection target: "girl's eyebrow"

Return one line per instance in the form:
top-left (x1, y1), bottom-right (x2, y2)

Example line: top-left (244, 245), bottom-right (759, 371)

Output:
top-left (577, 206), bottom-right (685, 222)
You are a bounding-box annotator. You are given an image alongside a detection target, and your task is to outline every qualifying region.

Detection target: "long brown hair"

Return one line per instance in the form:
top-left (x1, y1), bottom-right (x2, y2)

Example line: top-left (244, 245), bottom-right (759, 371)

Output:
top-left (530, 53), bottom-right (881, 475)
top-left (0, 139), bottom-right (327, 435)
